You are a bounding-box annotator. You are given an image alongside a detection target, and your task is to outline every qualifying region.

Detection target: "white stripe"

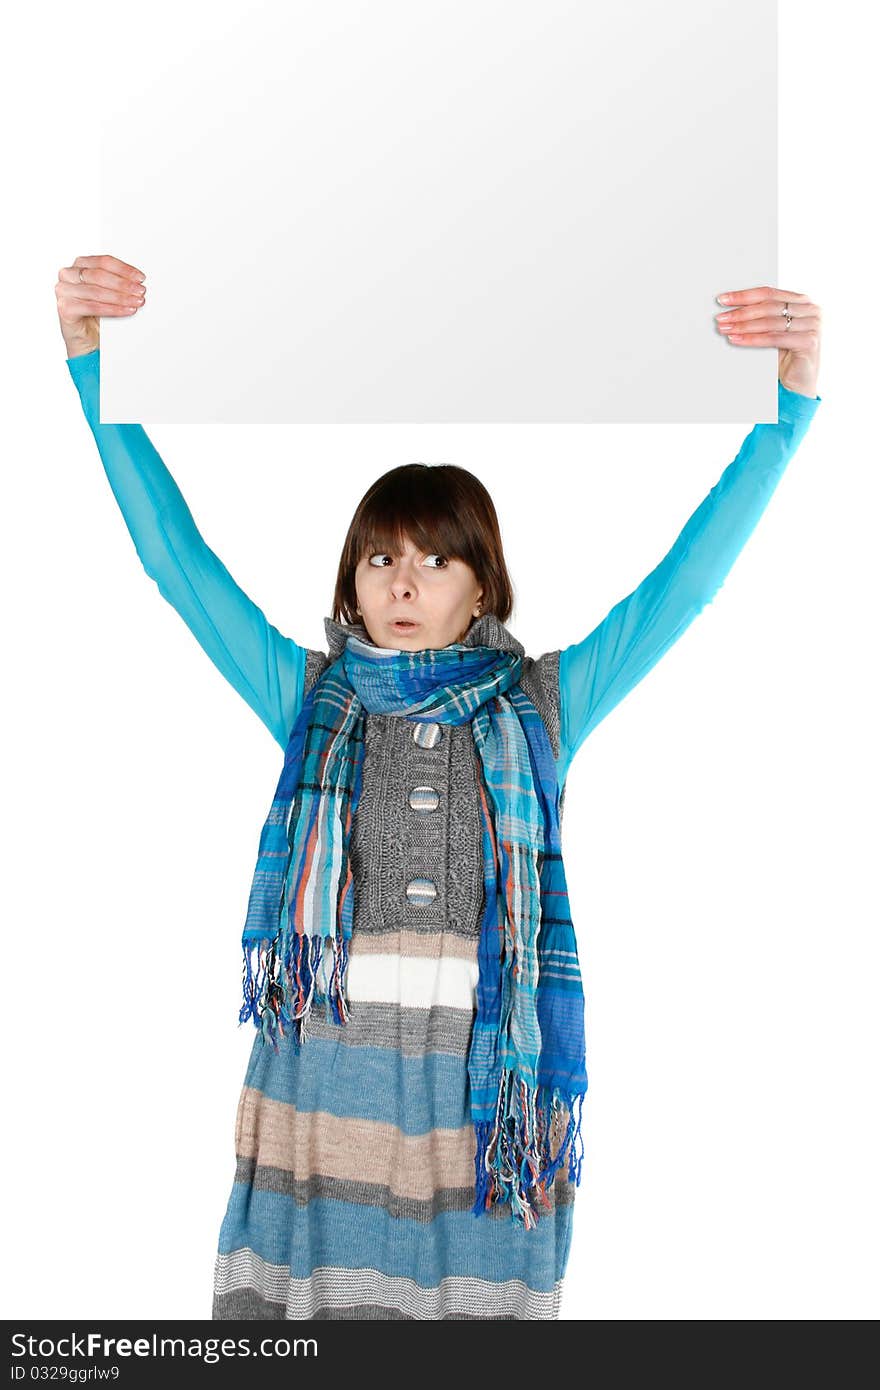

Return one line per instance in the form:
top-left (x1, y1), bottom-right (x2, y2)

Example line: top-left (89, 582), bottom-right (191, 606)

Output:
top-left (214, 1249), bottom-right (563, 1320)
top-left (345, 952), bottom-right (479, 1010)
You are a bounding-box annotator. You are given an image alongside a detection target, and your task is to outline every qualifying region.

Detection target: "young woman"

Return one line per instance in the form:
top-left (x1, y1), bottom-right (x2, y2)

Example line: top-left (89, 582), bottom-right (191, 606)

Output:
top-left (56, 254), bottom-right (822, 1320)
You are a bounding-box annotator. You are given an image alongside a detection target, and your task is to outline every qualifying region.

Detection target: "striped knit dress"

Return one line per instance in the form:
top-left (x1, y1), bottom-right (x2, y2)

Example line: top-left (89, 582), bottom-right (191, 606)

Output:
top-left (211, 617), bottom-right (577, 1320)
top-left (65, 347), bottom-right (821, 1319)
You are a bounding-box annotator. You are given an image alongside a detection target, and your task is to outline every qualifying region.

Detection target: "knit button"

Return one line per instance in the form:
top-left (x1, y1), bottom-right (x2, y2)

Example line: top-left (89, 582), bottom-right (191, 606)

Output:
top-left (405, 878), bottom-right (438, 906)
top-left (408, 785), bottom-right (440, 813)
top-left (412, 721), bottom-right (443, 748)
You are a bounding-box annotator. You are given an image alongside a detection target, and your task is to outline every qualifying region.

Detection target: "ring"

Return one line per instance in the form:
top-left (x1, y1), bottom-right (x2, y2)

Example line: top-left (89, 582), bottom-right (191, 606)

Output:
top-left (78, 267), bottom-right (85, 283)
top-left (782, 301), bottom-right (792, 330)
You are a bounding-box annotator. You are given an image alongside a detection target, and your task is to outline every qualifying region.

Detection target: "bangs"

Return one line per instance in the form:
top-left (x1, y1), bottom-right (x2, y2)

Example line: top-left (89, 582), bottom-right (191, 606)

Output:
top-left (357, 486), bottom-right (470, 564)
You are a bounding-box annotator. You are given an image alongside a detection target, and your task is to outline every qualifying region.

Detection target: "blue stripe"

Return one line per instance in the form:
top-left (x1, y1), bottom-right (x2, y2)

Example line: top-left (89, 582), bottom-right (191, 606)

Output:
top-left (244, 1034), bottom-right (471, 1133)
top-left (217, 1188), bottom-right (574, 1288)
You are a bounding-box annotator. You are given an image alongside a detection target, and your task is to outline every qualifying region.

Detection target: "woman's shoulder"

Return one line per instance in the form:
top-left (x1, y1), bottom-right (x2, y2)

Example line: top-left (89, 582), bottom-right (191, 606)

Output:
top-left (303, 646), bottom-right (331, 698)
top-left (518, 650), bottom-right (562, 760)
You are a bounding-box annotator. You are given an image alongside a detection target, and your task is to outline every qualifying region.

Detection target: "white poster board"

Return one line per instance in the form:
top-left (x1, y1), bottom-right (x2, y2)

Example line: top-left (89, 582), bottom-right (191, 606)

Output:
top-left (100, 0), bottom-right (777, 423)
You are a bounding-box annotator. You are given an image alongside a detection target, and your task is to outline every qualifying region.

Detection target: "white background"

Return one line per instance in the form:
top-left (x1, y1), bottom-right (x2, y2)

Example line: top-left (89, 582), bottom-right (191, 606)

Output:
top-left (1, 0), bottom-right (878, 1322)
top-left (98, 0), bottom-right (775, 424)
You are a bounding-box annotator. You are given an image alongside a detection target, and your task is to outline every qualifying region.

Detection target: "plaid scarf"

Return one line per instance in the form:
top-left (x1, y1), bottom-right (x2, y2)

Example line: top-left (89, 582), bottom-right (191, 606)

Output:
top-left (238, 632), bottom-right (588, 1227)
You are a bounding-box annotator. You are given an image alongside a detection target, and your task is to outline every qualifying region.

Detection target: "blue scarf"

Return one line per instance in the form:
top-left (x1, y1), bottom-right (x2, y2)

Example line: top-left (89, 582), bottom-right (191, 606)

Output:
top-left (239, 632), bottom-right (588, 1226)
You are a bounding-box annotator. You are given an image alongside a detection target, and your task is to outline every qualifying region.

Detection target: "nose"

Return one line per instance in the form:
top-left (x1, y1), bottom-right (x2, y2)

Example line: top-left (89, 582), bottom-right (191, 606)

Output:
top-left (388, 558), bottom-right (417, 600)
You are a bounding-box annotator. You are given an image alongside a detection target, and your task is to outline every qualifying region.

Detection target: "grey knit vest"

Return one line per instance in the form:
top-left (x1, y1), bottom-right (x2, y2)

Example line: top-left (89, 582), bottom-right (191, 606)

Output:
top-left (301, 613), bottom-right (564, 941)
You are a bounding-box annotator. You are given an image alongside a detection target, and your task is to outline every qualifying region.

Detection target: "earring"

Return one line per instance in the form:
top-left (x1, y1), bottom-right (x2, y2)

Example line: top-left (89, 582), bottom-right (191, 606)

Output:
top-left (475, 604), bottom-right (482, 614)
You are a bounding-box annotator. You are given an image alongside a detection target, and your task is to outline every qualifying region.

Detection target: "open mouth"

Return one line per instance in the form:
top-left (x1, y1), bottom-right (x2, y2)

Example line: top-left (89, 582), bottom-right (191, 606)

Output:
top-left (390, 619), bottom-right (419, 631)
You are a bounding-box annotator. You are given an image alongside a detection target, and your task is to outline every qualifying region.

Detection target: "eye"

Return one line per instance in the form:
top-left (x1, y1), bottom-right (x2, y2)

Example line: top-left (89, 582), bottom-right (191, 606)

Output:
top-left (366, 552), bottom-right (449, 569)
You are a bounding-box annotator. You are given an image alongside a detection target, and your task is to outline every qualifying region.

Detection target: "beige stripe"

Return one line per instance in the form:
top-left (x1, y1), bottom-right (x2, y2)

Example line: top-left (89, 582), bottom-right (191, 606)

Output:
top-left (237, 1088), bottom-right (474, 1197)
top-left (236, 1088), bottom-right (572, 1199)
top-left (348, 931), bottom-right (478, 962)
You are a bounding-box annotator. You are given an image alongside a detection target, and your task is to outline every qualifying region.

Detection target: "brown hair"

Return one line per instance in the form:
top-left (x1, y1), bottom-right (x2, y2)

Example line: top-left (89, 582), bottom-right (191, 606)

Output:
top-left (331, 463), bottom-right (515, 626)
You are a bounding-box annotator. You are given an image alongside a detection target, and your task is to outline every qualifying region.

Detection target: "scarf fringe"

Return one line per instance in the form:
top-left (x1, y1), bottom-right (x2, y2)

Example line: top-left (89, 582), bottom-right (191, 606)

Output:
top-left (239, 933), bottom-right (351, 1052)
top-left (241, 935), bottom-right (586, 1231)
top-left (471, 1072), bottom-right (586, 1228)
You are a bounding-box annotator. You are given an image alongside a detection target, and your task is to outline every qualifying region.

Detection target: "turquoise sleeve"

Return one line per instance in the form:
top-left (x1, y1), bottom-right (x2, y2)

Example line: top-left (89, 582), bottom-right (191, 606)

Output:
top-left (557, 379), bottom-right (822, 784)
top-left (65, 348), bottom-right (307, 749)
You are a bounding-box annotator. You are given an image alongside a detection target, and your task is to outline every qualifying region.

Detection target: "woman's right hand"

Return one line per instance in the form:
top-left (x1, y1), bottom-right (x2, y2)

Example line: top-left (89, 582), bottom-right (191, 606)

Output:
top-left (56, 254), bottom-right (146, 358)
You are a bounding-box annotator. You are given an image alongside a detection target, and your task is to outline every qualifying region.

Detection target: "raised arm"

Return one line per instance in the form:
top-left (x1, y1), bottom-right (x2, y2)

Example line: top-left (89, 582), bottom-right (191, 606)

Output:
top-left (557, 378), bottom-right (822, 784)
top-left (66, 348), bottom-right (306, 749)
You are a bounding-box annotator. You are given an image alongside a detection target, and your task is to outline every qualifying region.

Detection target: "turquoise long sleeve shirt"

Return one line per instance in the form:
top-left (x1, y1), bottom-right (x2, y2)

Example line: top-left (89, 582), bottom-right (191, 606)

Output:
top-left (66, 349), bottom-right (821, 788)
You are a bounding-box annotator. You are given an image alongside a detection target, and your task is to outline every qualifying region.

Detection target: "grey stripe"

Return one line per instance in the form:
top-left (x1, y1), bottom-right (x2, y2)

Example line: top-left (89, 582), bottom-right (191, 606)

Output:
top-left (230, 1162), bottom-right (575, 1221)
top-left (302, 1001), bottom-right (475, 1056)
top-left (213, 1250), bottom-right (564, 1320)
top-left (347, 920), bottom-right (481, 941)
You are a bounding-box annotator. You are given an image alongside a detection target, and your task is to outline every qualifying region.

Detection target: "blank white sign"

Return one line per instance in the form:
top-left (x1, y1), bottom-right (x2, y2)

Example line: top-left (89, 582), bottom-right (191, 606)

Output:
top-left (100, 0), bottom-right (777, 423)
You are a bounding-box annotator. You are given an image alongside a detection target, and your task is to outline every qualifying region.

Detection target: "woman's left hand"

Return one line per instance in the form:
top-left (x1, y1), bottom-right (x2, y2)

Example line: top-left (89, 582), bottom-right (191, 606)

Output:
top-left (715, 285), bottom-right (821, 398)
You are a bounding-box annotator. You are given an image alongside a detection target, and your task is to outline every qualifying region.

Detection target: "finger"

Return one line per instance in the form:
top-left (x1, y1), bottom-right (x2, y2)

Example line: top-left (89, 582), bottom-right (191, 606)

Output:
top-left (718, 312), bottom-right (820, 338)
top-left (718, 312), bottom-right (820, 336)
top-left (724, 327), bottom-right (819, 347)
top-left (716, 299), bottom-right (817, 324)
top-left (716, 285), bottom-right (811, 306)
top-left (71, 253), bottom-right (145, 283)
top-left (60, 265), bottom-right (146, 296)
top-left (56, 281), bottom-right (146, 322)
top-left (60, 280), bottom-right (146, 310)
top-left (58, 298), bottom-right (142, 320)
top-left (716, 302), bottom-right (819, 332)
top-left (61, 306), bottom-right (142, 319)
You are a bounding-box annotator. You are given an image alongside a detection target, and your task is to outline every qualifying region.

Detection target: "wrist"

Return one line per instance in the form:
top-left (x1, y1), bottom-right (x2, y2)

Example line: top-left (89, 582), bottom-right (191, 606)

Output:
top-left (63, 336), bottom-right (99, 360)
top-left (778, 374), bottom-right (818, 400)
top-left (61, 321), bottom-right (99, 359)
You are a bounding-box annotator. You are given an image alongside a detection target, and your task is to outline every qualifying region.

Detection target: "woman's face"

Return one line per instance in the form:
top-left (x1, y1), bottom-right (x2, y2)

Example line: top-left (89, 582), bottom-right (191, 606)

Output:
top-left (354, 535), bottom-right (484, 650)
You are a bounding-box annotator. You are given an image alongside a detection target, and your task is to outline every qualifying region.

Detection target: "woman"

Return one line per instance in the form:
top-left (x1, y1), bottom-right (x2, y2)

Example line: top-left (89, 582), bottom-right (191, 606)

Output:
top-left (56, 254), bottom-right (822, 1320)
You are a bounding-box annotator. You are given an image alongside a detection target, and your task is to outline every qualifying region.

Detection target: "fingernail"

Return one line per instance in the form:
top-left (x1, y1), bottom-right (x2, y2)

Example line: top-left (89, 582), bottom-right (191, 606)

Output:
top-left (717, 294), bottom-right (732, 303)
